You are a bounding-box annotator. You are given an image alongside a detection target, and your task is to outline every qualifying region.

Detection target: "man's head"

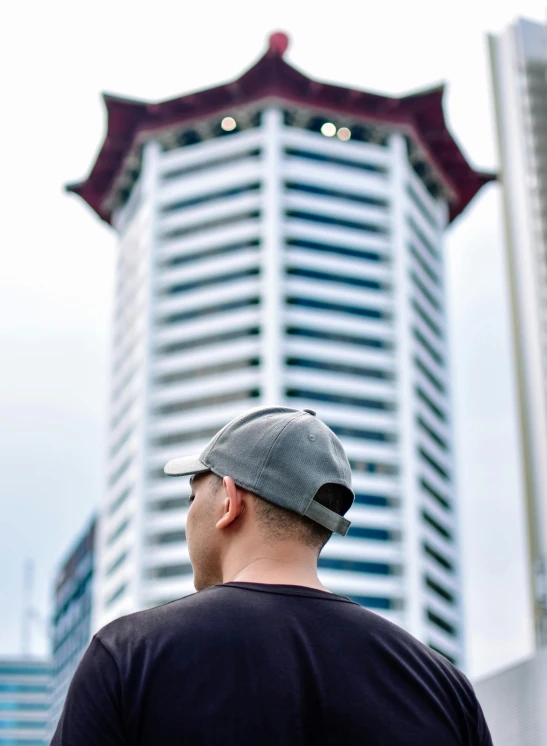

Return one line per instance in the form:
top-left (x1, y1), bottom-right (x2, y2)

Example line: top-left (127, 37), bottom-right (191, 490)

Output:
top-left (164, 406), bottom-right (354, 590)
top-left (185, 470), bottom-right (352, 590)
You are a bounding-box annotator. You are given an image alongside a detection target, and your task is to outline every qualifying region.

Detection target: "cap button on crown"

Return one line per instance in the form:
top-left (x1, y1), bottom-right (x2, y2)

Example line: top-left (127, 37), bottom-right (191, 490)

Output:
top-left (303, 409), bottom-right (316, 416)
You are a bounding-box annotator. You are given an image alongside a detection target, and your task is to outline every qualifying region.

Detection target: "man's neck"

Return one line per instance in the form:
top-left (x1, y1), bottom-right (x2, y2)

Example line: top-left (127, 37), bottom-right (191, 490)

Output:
top-left (225, 555), bottom-right (331, 593)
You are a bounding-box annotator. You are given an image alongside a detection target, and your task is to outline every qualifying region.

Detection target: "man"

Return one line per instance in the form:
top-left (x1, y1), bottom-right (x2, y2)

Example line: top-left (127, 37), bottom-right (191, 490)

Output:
top-left (52, 406), bottom-right (492, 745)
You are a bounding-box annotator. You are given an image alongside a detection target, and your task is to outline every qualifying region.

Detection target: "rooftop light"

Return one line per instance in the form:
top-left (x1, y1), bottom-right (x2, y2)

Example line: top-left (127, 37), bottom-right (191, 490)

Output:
top-left (320, 122), bottom-right (336, 137)
top-left (221, 117), bottom-right (237, 132)
top-left (337, 127), bottom-right (351, 141)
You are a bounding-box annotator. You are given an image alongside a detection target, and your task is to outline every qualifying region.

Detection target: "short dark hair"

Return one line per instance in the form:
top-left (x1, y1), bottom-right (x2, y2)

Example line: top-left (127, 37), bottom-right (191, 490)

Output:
top-left (207, 473), bottom-right (352, 552)
top-left (253, 483), bottom-right (352, 552)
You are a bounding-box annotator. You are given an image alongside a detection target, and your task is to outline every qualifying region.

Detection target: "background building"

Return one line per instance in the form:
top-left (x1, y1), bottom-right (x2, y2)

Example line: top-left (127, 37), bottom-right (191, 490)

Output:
top-left (68, 33), bottom-right (492, 669)
top-left (489, 17), bottom-right (547, 647)
top-left (47, 516), bottom-right (96, 739)
top-left (0, 657), bottom-right (50, 746)
top-left (475, 647), bottom-right (547, 745)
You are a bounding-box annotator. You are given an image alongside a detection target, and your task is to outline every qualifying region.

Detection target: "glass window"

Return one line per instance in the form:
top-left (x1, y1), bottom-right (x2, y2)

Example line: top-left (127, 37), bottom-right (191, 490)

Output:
top-left (165, 267), bottom-right (260, 296)
top-left (161, 182), bottom-right (260, 214)
top-left (353, 493), bottom-right (396, 508)
top-left (286, 209), bottom-right (387, 235)
top-left (410, 243), bottom-right (440, 286)
top-left (106, 582), bottom-right (127, 608)
top-left (414, 355), bottom-right (445, 394)
top-left (161, 297), bottom-right (260, 326)
top-left (347, 525), bottom-right (391, 541)
top-left (417, 416), bottom-right (448, 451)
top-left (285, 388), bottom-right (393, 412)
top-left (285, 181), bottom-right (388, 208)
top-left (416, 386), bottom-right (447, 422)
top-left (427, 608), bottom-right (457, 637)
top-left (413, 328), bottom-right (444, 368)
top-left (425, 575), bottom-right (455, 604)
top-left (286, 326), bottom-right (391, 350)
top-left (285, 357), bottom-right (392, 381)
top-left (287, 296), bottom-right (389, 321)
top-left (318, 557), bottom-right (396, 574)
top-left (161, 210), bottom-right (260, 241)
top-left (422, 509), bottom-right (452, 541)
top-left (154, 388), bottom-right (260, 417)
top-left (164, 238), bottom-right (260, 268)
top-left (284, 147), bottom-right (387, 175)
top-left (156, 358), bottom-right (260, 386)
top-left (148, 530), bottom-right (186, 545)
top-left (420, 477), bottom-right (451, 512)
top-left (347, 596), bottom-right (396, 610)
top-left (286, 237), bottom-right (385, 263)
top-left (157, 326), bottom-right (260, 356)
top-left (286, 266), bottom-right (387, 292)
top-left (423, 541), bottom-right (453, 572)
top-left (163, 148), bottom-right (262, 180)
top-left (419, 446), bottom-right (450, 481)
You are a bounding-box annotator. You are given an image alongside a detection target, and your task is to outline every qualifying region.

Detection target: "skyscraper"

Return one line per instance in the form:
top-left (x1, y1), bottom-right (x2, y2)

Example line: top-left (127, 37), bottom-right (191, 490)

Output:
top-left (68, 33), bottom-right (492, 668)
top-left (0, 657), bottom-right (50, 746)
top-left (489, 18), bottom-right (547, 646)
top-left (47, 517), bottom-right (96, 739)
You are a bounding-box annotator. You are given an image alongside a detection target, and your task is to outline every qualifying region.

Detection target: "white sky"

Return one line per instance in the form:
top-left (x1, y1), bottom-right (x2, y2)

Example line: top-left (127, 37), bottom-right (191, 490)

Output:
top-left (0, 0), bottom-right (542, 679)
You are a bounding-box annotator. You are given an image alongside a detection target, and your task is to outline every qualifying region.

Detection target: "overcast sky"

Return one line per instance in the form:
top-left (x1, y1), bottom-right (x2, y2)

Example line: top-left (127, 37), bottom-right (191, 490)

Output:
top-left (0, 0), bottom-right (542, 680)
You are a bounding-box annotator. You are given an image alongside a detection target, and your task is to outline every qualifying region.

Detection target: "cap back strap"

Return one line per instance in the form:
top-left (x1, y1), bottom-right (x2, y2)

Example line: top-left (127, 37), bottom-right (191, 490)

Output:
top-left (304, 500), bottom-right (351, 537)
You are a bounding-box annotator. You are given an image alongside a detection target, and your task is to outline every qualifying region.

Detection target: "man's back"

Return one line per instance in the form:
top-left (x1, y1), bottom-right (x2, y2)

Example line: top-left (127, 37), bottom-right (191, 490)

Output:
top-left (53, 582), bottom-right (491, 745)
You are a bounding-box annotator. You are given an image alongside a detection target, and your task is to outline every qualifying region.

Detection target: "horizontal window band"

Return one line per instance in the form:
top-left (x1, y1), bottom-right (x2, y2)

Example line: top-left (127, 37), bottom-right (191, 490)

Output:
top-left (106, 582), bottom-right (128, 608)
top-left (349, 458), bottom-right (399, 476)
top-left (420, 477), bottom-right (452, 511)
top-left (285, 180), bottom-right (388, 208)
top-left (412, 298), bottom-right (443, 339)
top-left (427, 608), bottom-right (457, 637)
top-left (414, 355), bottom-right (445, 394)
top-left (287, 296), bottom-right (389, 320)
top-left (425, 575), bottom-right (455, 604)
top-left (353, 493), bottom-right (399, 508)
top-left (161, 210), bottom-right (261, 241)
top-left (286, 326), bottom-right (392, 350)
top-left (146, 563), bottom-right (193, 579)
top-left (163, 238), bottom-right (261, 268)
top-left (423, 541), bottom-right (454, 572)
top-left (318, 557), bottom-right (399, 575)
top-left (408, 215), bottom-right (440, 261)
top-left (161, 182), bottom-right (261, 214)
top-left (149, 428), bottom-right (220, 457)
top-left (410, 243), bottom-right (441, 286)
top-left (286, 237), bottom-right (386, 263)
top-left (157, 327), bottom-right (260, 356)
top-left (148, 530), bottom-right (186, 545)
top-left (407, 184), bottom-right (439, 231)
top-left (413, 327), bottom-right (444, 367)
top-left (164, 267), bottom-right (260, 296)
top-left (286, 266), bottom-right (387, 292)
top-left (419, 446), bottom-right (450, 481)
top-left (155, 358), bottom-right (260, 386)
top-left (348, 596), bottom-right (402, 610)
top-left (416, 386), bottom-right (447, 422)
top-left (106, 550), bottom-right (129, 578)
top-left (106, 518), bottom-right (130, 547)
top-left (153, 388), bottom-right (260, 417)
top-left (162, 148), bottom-right (262, 182)
top-left (108, 486), bottom-right (133, 517)
top-left (410, 270), bottom-right (442, 313)
top-left (160, 297), bottom-right (260, 325)
top-left (417, 415), bottom-right (449, 452)
top-left (148, 496), bottom-right (189, 512)
top-left (285, 356), bottom-right (393, 380)
top-left (286, 209), bottom-right (388, 235)
top-left (284, 147), bottom-right (388, 175)
top-left (422, 509), bottom-right (453, 541)
top-left (428, 643), bottom-right (456, 665)
top-left (347, 525), bottom-right (393, 541)
top-left (286, 388), bottom-right (394, 412)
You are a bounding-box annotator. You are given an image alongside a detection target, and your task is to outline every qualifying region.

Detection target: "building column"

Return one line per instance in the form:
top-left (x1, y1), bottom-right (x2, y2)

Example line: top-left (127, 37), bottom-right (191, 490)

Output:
top-left (260, 108), bottom-right (285, 406)
top-left (390, 132), bottom-right (423, 641)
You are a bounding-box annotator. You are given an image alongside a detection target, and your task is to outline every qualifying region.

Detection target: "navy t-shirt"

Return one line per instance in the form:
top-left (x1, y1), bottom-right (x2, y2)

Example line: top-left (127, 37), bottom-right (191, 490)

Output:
top-left (51, 582), bottom-right (492, 745)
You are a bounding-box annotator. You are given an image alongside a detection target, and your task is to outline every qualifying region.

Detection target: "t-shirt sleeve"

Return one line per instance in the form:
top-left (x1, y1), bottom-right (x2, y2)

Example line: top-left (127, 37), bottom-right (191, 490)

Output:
top-left (50, 635), bottom-right (125, 746)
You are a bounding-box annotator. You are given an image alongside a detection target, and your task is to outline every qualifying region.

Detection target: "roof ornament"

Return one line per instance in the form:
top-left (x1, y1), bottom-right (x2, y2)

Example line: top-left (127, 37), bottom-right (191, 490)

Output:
top-left (268, 31), bottom-right (290, 57)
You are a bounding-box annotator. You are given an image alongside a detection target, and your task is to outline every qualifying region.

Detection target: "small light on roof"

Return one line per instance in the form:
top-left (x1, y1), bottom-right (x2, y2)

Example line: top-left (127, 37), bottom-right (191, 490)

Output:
top-left (337, 127), bottom-right (351, 141)
top-left (221, 117), bottom-right (237, 132)
top-left (320, 122), bottom-right (336, 137)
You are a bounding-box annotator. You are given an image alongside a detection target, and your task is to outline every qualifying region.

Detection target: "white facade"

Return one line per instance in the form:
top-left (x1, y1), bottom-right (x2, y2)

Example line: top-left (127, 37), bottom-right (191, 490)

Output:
top-left (475, 647), bottom-right (547, 745)
top-left (0, 657), bottom-right (50, 746)
top-left (489, 18), bottom-right (547, 646)
top-left (92, 104), bottom-right (463, 666)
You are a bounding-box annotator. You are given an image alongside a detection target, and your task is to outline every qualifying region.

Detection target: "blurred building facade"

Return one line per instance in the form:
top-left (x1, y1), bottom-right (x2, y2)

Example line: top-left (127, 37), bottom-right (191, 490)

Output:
top-left (489, 17), bottom-right (547, 647)
top-left (0, 657), bottom-right (50, 745)
top-left (68, 33), bottom-right (492, 669)
top-left (475, 647), bottom-right (547, 745)
top-left (47, 517), bottom-right (96, 739)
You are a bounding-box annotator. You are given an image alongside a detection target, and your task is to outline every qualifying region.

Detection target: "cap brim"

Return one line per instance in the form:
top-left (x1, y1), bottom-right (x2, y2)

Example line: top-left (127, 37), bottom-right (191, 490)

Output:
top-left (164, 455), bottom-right (209, 477)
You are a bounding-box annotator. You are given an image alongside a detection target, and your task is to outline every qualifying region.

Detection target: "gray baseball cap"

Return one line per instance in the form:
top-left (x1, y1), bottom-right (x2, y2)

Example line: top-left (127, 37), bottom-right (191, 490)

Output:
top-left (164, 405), bottom-right (354, 536)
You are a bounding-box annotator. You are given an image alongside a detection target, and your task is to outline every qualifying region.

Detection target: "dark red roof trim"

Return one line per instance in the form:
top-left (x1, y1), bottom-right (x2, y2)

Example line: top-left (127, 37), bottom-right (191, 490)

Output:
top-left (67, 32), bottom-right (495, 225)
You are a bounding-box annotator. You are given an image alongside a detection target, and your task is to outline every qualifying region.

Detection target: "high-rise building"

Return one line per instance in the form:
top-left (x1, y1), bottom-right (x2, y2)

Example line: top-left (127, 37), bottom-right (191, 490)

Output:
top-left (47, 516), bottom-right (96, 739)
top-left (67, 33), bottom-right (492, 669)
top-left (489, 18), bottom-right (547, 646)
top-left (0, 657), bottom-right (50, 745)
top-left (475, 647), bottom-right (547, 745)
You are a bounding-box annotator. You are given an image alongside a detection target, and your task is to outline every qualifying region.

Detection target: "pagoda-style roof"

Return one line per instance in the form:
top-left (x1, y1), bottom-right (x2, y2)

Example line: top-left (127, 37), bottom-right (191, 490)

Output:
top-left (67, 32), bottom-right (494, 225)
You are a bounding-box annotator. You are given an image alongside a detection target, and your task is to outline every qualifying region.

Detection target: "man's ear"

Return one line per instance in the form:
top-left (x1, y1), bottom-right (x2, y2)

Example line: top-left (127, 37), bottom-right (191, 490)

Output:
top-left (216, 476), bottom-right (246, 530)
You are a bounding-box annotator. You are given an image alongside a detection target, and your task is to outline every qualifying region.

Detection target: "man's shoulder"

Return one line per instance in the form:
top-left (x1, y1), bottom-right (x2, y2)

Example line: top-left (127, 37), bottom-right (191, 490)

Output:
top-left (96, 586), bottom-right (227, 652)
